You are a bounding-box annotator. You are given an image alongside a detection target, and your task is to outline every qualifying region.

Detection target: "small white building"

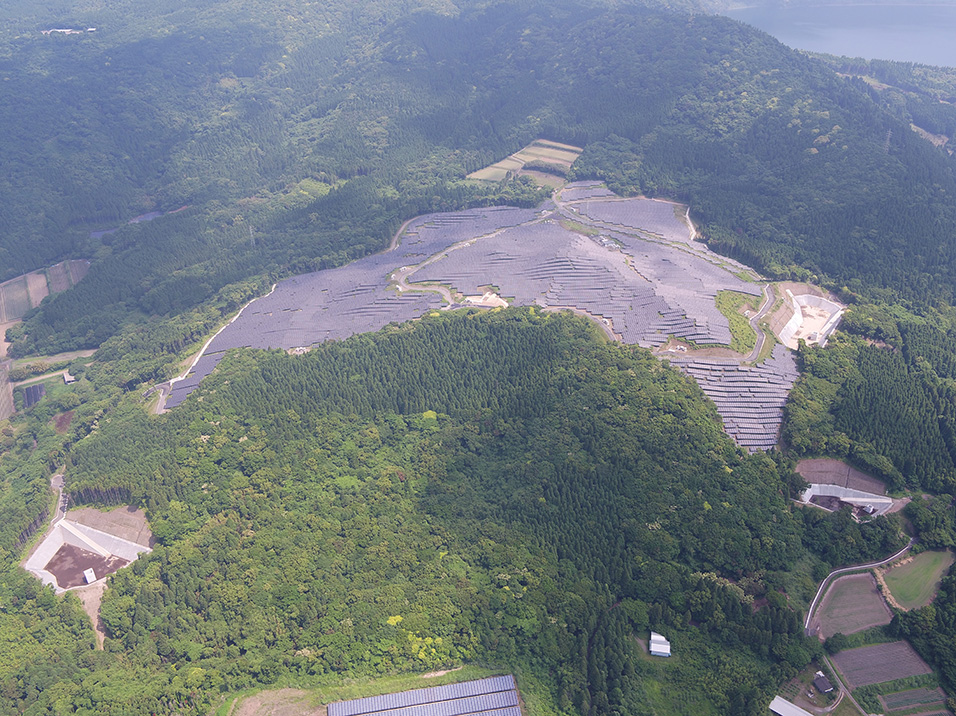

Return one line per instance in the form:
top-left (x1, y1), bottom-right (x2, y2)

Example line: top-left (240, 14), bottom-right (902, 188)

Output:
top-left (649, 631), bottom-right (671, 657)
top-left (83, 568), bottom-right (96, 584)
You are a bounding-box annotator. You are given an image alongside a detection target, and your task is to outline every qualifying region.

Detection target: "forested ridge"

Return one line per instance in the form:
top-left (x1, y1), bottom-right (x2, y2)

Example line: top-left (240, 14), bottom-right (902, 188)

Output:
top-left (0, 310), bottom-right (905, 714)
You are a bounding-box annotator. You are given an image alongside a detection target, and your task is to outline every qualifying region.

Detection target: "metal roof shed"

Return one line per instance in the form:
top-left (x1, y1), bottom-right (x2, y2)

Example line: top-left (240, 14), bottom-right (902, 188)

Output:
top-left (768, 696), bottom-right (813, 716)
top-left (649, 632), bottom-right (671, 658)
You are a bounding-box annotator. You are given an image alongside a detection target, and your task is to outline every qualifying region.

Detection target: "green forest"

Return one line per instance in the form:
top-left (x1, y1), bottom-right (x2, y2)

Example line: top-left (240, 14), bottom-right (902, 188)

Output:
top-left (0, 310), bottom-right (906, 714)
top-left (3, 0), bottom-right (956, 714)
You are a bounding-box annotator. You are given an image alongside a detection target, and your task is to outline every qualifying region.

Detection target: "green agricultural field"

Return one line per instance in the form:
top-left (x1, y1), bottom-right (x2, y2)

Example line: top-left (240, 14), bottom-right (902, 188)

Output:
top-left (715, 290), bottom-right (760, 353)
top-left (884, 550), bottom-right (955, 610)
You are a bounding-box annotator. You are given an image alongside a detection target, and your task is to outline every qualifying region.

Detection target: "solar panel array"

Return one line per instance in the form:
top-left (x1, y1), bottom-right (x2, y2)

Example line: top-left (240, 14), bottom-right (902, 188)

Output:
top-left (575, 198), bottom-right (693, 244)
top-left (559, 182), bottom-right (616, 202)
top-left (669, 345), bottom-right (800, 451)
top-left (328, 676), bottom-right (518, 716)
top-left (165, 207), bottom-right (535, 408)
top-left (164, 192), bottom-right (799, 452)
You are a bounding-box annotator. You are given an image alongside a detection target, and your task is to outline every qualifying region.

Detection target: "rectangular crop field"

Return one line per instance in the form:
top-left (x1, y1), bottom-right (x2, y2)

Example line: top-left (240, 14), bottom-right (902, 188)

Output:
top-left (815, 573), bottom-right (892, 637)
top-left (25, 270), bottom-right (49, 305)
top-left (884, 549), bottom-right (955, 610)
top-left (880, 687), bottom-right (947, 712)
top-left (468, 139), bottom-right (583, 181)
top-left (46, 262), bottom-right (71, 293)
top-left (0, 278), bottom-right (31, 321)
top-left (67, 259), bottom-right (89, 285)
top-left (832, 641), bottom-right (932, 688)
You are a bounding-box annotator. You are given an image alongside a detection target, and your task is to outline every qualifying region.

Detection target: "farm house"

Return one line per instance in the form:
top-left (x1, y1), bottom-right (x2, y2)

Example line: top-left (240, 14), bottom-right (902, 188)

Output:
top-left (649, 632), bottom-right (671, 657)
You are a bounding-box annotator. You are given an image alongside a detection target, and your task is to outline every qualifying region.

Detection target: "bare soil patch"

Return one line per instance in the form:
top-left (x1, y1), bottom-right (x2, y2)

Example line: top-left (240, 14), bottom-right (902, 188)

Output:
top-left (813, 573), bottom-right (892, 638)
top-left (45, 543), bottom-right (129, 589)
top-left (832, 641), bottom-right (932, 688)
top-left (422, 667), bottom-right (463, 679)
top-left (72, 581), bottom-right (107, 649)
top-left (233, 688), bottom-right (325, 716)
top-left (67, 506), bottom-right (154, 547)
top-left (797, 458), bottom-right (886, 495)
top-left (53, 410), bottom-right (74, 434)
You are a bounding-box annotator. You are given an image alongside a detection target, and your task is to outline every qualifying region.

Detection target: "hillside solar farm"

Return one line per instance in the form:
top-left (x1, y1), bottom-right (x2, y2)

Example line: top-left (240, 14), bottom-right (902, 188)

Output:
top-left (164, 183), bottom-right (813, 451)
top-left (328, 676), bottom-right (520, 716)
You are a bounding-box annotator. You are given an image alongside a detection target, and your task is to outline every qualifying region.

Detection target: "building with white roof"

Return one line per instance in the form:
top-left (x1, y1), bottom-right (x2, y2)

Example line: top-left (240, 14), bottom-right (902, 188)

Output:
top-left (649, 632), bottom-right (671, 657)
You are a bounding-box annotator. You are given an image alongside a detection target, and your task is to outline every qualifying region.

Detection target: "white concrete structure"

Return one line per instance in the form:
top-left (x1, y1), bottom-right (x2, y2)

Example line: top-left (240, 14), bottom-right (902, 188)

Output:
top-left (649, 632), bottom-right (671, 657)
top-left (800, 483), bottom-right (894, 516)
top-left (779, 291), bottom-right (844, 349)
top-left (23, 519), bottom-right (152, 593)
top-left (769, 696), bottom-right (813, 716)
top-left (83, 568), bottom-right (96, 584)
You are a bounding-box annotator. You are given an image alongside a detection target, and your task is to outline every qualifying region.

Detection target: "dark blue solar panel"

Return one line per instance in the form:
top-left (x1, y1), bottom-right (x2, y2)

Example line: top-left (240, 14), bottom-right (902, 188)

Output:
top-left (328, 676), bottom-right (516, 716)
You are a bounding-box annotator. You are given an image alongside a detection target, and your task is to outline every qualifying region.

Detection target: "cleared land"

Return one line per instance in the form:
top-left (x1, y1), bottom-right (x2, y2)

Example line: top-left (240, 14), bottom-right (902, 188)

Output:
top-left (0, 260), bottom-right (90, 322)
top-left (0, 278), bottom-right (31, 321)
top-left (25, 270), bottom-right (49, 306)
top-left (832, 641), bottom-right (932, 688)
top-left (46, 261), bottom-right (72, 293)
top-left (67, 259), bottom-right (90, 285)
top-left (165, 188), bottom-right (801, 452)
top-left (884, 550), bottom-right (955, 610)
top-left (796, 458), bottom-right (886, 495)
top-left (880, 687), bottom-right (948, 713)
top-left (67, 506), bottom-right (154, 547)
top-left (468, 139), bottom-right (582, 181)
top-left (45, 543), bottom-right (129, 589)
top-left (815, 573), bottom-right (892, 638)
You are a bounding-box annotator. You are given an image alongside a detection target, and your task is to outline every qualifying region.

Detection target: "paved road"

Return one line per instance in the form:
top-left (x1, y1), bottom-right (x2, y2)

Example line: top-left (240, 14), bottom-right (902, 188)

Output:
top-left (804, 538), bottom-right (916, 634)
top-left (744, 283), bottom-right (774, 362)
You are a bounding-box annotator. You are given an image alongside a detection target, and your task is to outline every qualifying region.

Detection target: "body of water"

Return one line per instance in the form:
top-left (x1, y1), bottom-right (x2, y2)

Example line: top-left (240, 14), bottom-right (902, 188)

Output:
top-left (724, 4), bottom-right (956, 67)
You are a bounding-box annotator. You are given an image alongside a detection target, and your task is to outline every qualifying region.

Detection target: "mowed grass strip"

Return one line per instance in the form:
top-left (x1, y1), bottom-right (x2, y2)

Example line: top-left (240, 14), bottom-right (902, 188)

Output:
top-left (884, 549), bottom-right (955, 610)
top-left (832, 641), bottom-right (932, 689)
top-left (715, 290), bottom-right (759, 353)
top-left (816, 573), bottom-right (892, 638)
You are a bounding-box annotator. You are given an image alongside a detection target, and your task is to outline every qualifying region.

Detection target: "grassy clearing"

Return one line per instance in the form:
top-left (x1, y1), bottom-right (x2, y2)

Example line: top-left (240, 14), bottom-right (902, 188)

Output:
top-left (715, 290), bottom-right (759, 353)
top-left (884, 550), bottom-right (955, 610)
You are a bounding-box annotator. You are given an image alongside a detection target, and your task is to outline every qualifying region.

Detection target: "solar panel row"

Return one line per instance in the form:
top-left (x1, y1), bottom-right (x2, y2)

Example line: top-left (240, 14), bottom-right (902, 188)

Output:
top-left (329, 676), bottom-right (517, 716)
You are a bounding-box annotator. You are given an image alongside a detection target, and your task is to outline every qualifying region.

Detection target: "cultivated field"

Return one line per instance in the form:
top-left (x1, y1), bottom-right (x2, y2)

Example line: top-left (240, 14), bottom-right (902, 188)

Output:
top-left (0, 277), bottom-right (31, 322)
top-left (880, 687), bottom-right (948, 713)
top-left (25, 270), bottom-right (49, 305)
top-left (46, 261), bottom-right (72, 293)
top-left (796, 458), bottom-right (886, 495)
top-left (467, 139), bottom-right (582, 181)
top-left (884, 550), bottom-right (955, 610)
top-left (814, 573), bottom-right (892, 638)
top-left (0, 260), bottom-right (90, 322)
top-left (832, 641), bottom-right (932, 688)
top-left (67, 259), bottom-right (90, 285)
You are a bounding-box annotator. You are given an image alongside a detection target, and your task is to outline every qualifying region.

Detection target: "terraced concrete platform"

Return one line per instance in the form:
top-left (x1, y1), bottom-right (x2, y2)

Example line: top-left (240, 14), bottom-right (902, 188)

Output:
top-left (164, 183), bottom-right (800, 451)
